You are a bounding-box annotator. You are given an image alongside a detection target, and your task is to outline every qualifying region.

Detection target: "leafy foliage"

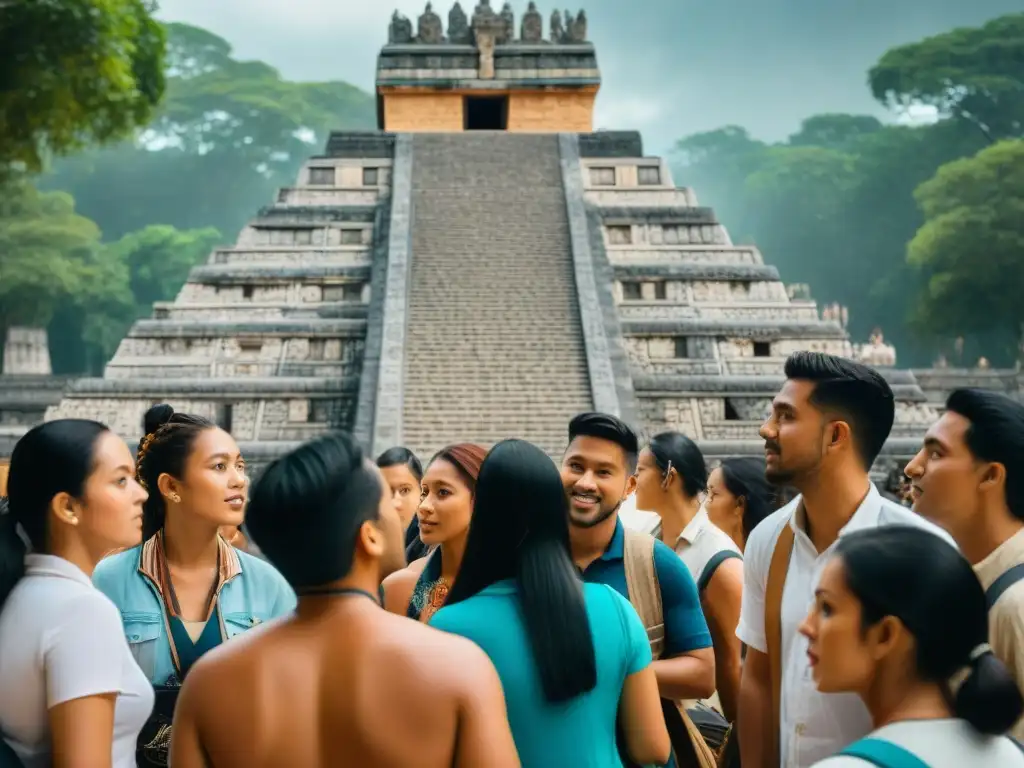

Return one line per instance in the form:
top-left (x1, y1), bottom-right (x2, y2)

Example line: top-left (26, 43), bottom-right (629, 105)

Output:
top-left (42, 22), bottom-right (376, 241)
top-left (868, 13), bottom-right (1024, 141)
top-left (908, 140), bottom-right (1024, 358)
top-left (0, 0), bottom-right (166, 173)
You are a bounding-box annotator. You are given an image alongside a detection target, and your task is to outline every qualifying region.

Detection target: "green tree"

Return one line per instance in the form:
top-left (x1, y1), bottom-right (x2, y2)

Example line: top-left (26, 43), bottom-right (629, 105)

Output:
top-left (41, 22), bottom-right (375, 241)
top-left (869, 13), bottom-right (1024, 141)
top-left (0, 0), bottom-right (165, 173)
top-left (908, 140), bottom-right (1024, 360)
top-left (107, 224), bottom-right (221, 311)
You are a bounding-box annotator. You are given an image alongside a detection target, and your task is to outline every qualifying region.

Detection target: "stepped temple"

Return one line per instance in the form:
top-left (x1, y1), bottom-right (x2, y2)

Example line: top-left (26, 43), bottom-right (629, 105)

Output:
top-left (2, 2), bottom-right (1022, 486)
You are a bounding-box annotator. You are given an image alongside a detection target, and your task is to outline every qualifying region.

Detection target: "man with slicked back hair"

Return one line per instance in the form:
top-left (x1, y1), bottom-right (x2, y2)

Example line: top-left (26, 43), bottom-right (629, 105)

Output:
top-left (169, 432), bottom-right (520, 768)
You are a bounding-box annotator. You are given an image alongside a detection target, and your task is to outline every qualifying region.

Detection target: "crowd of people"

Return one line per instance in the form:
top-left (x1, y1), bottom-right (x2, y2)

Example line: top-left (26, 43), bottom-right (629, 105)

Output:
top-left (1, 350), bottom-right (1024, 768)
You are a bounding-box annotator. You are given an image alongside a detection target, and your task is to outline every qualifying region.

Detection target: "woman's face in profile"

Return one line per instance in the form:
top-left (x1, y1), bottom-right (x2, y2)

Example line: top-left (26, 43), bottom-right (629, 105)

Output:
top-left (380, 463), bottom-right (420, 531)
top-left (416, 459), bottom-right (473, 546)
top-left (798, 557), bottom-right (879, 696)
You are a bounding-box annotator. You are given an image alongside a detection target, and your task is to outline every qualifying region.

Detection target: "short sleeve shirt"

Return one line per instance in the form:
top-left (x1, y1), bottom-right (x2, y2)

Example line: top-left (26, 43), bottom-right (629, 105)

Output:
top-left (582, 518), bottom-right (712, 657)
top-left (430, 579), bottom-right (651, 767)
top-left (736, 484), bottom-right (956, 768)
top-left (0, 555), bottom-right (154, 767)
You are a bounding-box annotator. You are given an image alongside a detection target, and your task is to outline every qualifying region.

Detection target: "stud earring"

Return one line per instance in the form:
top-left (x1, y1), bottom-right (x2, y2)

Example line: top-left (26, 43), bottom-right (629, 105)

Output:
top-left (169, 493), bottom-right (181, 504)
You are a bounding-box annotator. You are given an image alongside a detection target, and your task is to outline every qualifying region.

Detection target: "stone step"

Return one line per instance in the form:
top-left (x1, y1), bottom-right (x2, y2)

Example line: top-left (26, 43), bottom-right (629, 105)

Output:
top-left (401, 133), bottom-right (593, 451)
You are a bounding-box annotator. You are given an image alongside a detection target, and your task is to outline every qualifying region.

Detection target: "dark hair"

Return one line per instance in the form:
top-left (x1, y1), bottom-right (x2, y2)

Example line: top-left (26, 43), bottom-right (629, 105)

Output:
top-left (648, 431), bottom-right (707, 499)
top-left (0, 420), bottom-right (110, 611)
top-left (427, 444), bottom-right (487, 491)
top-left (136, 404), bottom-right (216, 540)
top-left (718, 457), bottom-right (778, 541)
top-left (567, 412), bottom-right (640, 473)
top-left (945, 388), bottom-right (1024, 522)
top-left (246, 432), bottom-right (382, 588)
top-left (445, 439), bottom-right (597, 704)
top-left (376, 446), bottom-right (423, 482)
top-left (784, 351), bottom-right (894, 469)
top-left (837, 526), bottom-right (1023, 735)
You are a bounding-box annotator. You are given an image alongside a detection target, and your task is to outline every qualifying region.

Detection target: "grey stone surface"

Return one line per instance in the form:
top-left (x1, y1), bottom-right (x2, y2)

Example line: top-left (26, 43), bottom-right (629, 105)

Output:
top-left (601, 206), bottom-right (718, 225)
top-left (253, 206), bottom-right (377, 225)
top-left (623, 319), bottom-right (848, 338)
top-left (66, 377), bottom-right (359, 395)
top-left (129, 319), bottom-right (366, 337)
top-left (615, 264), bottom-right (780, 281)
top-left (401, 132), bottom-right (594, 458)
top-left (323, 132), bottom-right (397, 159)
top-left (352, 195), bottom-right (395, 452)
top-left (559, 132), bottom-right (632, 420)
top-left (189, 264), bottom-right (372, 283)
top-left (578, 131), bottom-right (644, 158)
top-left (632, 374), bottom-right (928, 401)
top-left (370, 134), bottom-right (414, 456)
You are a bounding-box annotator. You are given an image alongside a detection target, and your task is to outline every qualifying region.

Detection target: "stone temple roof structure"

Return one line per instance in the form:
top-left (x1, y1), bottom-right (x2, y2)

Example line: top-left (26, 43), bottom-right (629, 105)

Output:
top-left (0, 3), bottom-right (1014, 487)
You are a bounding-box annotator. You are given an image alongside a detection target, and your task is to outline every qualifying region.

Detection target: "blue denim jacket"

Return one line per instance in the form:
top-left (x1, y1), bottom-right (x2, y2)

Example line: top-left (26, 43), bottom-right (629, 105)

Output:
top-left (93, 538), bottom-right (296, 686)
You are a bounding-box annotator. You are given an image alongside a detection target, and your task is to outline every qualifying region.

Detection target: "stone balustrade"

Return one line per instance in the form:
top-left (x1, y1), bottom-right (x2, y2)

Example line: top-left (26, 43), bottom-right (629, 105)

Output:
top-left (153, 300), bottom-right (368, 322)
top-left (616, 302), bottom-right (817, 323)
top-left (176, 282), bottom-right (368, 306)
top-left (607, 247), bottom-right (762, 265)
top-left (211, 247), bottom-right (371, 266)
top-left (586, 188), bottom-right (696, 208)
top-left (276, 187), bottom-right (383, 207)
top-left (236, 224), bottom-right (374, 248)
top-left (603, 222), bottom-right (729, 247)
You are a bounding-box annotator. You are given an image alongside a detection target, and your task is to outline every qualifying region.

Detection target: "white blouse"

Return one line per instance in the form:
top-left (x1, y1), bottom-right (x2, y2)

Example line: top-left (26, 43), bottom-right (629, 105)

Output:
top-left (0, 554), bottom-right (154, 767)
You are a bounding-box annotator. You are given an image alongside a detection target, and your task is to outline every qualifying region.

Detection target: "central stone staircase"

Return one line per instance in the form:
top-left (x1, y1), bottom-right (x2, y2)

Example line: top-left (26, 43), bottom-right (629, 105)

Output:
top-left (402, 133), bottom-right (594, 458)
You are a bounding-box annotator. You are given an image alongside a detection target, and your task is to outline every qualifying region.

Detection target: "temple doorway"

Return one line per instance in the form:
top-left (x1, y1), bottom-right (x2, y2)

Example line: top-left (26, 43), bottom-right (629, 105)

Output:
top-left (464, 96), bottom-right (508, 130)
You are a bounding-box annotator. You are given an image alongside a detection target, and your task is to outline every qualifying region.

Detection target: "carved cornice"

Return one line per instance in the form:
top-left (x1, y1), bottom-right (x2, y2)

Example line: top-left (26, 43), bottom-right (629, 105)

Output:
top-left (188, 264), bottom-right (372, 283)
top-left (128, 319), bottom-right (367, 338)
top-left (252, 205), bottom-right (379, 225)
top-left (622, 319), bottom-right (846, 339)
top-left (614, 263), bottom-right (779, 281)
top-left (322, 131), bottom-right (397, 158)
top-left (66, 377), bottom-right (360, 396)
top-left (599, 207), bottom-right (718, 225)
top-left (633, 374), bottom-right (927, 401)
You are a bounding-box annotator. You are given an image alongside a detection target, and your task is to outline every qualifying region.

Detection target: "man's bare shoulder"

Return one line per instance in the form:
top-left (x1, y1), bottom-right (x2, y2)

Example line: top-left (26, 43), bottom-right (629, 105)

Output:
top-left (382, 558), bottom-right (429, 589)
top-left (183, 619), bottom-right (280, 690)
top-left (374, 610), bottom-right (495, 689)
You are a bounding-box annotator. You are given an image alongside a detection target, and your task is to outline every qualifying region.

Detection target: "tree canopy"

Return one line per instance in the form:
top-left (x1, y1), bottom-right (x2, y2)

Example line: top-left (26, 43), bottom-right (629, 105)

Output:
top-left (0, 0), bottom-right (165, 174)
top-left (908, 139), bottom-right (1024, 358)
top-left (868, 12), bottom-right (1024, 141)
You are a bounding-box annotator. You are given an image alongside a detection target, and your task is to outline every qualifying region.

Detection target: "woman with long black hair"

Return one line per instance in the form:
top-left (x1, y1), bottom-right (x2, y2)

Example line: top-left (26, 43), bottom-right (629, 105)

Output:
top-left (803, 526), bottom-right (1024, 766)
top-left (429, 439), bottom-right (669, 767)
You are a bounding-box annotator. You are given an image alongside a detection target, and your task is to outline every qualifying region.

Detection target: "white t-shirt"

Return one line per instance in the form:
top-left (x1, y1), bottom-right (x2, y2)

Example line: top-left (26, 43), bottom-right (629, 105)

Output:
top-left (674, 507), bottom-right (742, 588)
top-left (813, 719), bottom-right (1024, 767)
top-left (0, 554), bottom-right (154, 768)
top-left (735, 483), bottom-right (956, 768)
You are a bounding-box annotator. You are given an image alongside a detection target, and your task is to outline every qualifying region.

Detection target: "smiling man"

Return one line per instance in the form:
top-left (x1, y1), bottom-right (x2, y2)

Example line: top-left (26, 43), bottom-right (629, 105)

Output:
top-left (735, 352), bottom-right (952, 768)
top-left (560, 412), bottom-right (714, 766)
top-left (905, 387), bottom-right (1024, 738)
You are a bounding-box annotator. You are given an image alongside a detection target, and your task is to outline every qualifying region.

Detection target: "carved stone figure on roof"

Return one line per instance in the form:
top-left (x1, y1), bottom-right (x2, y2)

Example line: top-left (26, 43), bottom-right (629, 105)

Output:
top-left (473, 0), bottom-right (497, 24)
top-left (569, 9), bottom-right (587, 41)
top-left (448, 2), bottom-right (471, 43)
top-left (417, 2), bottom-right (444, 43)
top-left (550, 9), bottom-right (564, 42)
top-left (498, 2), bottom-right (514, 44)
top-left (388, 11), bottom-right (413, 44)
top-left (521, 2), bottom-right (543, 42)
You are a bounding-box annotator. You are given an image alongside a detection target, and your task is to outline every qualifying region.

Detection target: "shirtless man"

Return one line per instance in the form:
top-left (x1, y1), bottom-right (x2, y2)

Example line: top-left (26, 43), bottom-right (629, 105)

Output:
top-left (169, 432), bottom-right (520, 768)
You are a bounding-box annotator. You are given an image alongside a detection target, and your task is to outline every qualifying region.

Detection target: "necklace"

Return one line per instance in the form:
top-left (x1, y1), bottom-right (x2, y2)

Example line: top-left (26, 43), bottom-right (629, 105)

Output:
top-left (295, 586), bottom-right (379, 603)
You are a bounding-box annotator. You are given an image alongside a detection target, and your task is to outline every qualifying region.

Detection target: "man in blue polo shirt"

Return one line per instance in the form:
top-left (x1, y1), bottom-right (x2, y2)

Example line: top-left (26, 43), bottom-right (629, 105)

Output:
top-left (561, 412), bottom-right (715, 762)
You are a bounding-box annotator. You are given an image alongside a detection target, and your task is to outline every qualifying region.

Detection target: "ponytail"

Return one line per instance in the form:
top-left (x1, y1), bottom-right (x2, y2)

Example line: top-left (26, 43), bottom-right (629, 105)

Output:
top-left (0, 498), bottom-right (26, 611)
top-left (952, 644), bottom-right (1024, 735)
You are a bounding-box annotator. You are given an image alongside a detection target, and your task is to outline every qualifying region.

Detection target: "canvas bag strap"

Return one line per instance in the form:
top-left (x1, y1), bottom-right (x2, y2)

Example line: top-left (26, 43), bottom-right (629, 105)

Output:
top-left (839, 738), bottom-right (932, 768)
top-left (623, 529), bottom-right (665, 659)
top-left (766, 520), bottom-right (795, 766)
top-left (986, 563), bottom-right (1024, 610)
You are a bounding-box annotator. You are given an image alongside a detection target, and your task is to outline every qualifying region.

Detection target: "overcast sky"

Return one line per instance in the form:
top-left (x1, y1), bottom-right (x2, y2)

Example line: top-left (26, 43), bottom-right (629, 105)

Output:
top-left (156, 0), bottom-right (1020, 153)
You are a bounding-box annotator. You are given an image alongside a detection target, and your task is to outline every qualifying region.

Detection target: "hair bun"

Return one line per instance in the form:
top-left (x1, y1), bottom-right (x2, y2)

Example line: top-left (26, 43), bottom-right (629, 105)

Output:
top-left (143, 404), bottom-right (175, 435)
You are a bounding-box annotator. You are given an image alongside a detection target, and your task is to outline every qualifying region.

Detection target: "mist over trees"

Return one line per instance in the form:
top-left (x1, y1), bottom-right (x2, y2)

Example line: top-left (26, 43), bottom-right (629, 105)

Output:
top-left (671, 12), bottom-right (1024, 367)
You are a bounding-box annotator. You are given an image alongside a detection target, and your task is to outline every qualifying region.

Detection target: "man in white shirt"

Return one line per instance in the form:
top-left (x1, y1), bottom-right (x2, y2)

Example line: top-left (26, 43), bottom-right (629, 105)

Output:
top-left (735, 351), bottom-right (954, 768)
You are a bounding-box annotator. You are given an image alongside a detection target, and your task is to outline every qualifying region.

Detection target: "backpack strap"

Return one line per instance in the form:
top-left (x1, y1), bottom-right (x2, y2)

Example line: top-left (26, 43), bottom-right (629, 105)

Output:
top-left (766, 520), bottom-right (795, 766)
top-left (839, 738), bottom-right (931, 768)
top-left (986, 563), bottom-right (1024, 610)
top-left (697, 549), bottom-right (742, 594)
top-left (623, 528), bottom-right (665, 659)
